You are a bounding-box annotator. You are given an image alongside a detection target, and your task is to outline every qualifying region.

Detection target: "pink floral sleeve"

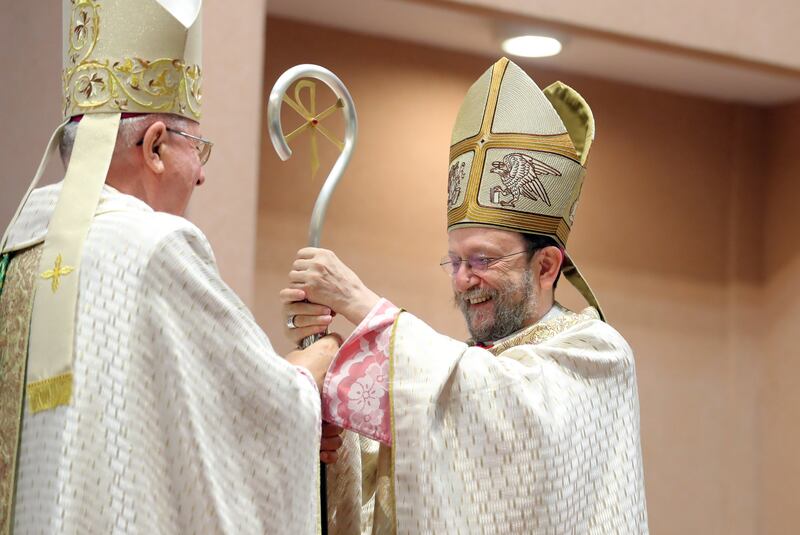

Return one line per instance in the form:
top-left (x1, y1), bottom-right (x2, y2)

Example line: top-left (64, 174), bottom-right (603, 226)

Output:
top-left (322, 299), bottom-right (400, 445)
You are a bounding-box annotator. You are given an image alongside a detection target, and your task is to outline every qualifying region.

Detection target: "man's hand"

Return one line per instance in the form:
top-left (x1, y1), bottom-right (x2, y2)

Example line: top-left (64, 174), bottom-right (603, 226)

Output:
top-left (288, 248), bottom-right (380, 326)
top-left (286, 334), bottom-right (342, 390)
top-left (320, 423), bottom-right (344, 464)
top-left (279, 287), bottom-right (334, 347)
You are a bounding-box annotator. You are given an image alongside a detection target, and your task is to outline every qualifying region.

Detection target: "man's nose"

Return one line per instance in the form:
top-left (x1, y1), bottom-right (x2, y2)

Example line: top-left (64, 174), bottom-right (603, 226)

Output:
top-left (453, 264), bottom-right (478, 292)
top-left (196, 166), bottom-right (206, 186)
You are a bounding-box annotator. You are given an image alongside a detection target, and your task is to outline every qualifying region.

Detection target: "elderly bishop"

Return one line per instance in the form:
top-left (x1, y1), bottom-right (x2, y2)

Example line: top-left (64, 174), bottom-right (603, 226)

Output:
top-left (0, 1), bottom-right (340, 533)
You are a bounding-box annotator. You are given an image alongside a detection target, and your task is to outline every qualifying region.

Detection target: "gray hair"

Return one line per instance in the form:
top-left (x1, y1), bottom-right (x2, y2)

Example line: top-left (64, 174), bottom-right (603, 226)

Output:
top-left (59, 113), bottom-right (194, 167)
top-left (521, 232), bottom-right (562, 287)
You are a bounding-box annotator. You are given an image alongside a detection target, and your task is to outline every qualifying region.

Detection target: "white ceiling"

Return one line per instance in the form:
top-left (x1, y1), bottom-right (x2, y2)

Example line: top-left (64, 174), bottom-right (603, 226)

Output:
top-left (449, 0), bottom-right (800, 71)
top-left (267, 0), bottom-right (800, 105)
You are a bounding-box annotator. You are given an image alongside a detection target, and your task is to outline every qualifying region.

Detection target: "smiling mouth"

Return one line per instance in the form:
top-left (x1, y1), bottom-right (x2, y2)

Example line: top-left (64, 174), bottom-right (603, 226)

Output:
top-left (467, 295), bottom-right (492, 305)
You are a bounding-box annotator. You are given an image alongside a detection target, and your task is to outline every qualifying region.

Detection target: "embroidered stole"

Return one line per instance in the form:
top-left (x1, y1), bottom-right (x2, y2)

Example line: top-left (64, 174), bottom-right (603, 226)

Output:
top-left (0, 245), bottom-right (42, 534)
top-left (487, 306), bottom-right (599, 356)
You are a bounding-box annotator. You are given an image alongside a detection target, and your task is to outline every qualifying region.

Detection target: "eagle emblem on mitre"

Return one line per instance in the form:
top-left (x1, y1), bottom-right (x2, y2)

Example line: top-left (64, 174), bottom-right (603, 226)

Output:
top-left (489, 152), bottom-right (561, 208)
top-left (447, 161), bottom-right (465, 209)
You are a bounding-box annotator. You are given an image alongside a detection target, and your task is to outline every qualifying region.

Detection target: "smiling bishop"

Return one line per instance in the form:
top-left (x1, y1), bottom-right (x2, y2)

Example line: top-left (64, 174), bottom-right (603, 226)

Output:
top-left (286, 57), bottom-right (649, 534)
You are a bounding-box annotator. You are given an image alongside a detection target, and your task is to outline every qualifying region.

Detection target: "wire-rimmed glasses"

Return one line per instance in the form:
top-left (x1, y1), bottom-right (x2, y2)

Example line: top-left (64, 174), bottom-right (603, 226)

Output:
top-left (439, 250), bottom-right (527, 276)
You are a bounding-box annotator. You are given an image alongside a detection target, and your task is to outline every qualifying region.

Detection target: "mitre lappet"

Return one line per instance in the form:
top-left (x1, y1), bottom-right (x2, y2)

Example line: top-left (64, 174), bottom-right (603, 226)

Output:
top-left (446, 57), bottom-right (604, 319)
top-left (0, 0), bottom-right (203, 412)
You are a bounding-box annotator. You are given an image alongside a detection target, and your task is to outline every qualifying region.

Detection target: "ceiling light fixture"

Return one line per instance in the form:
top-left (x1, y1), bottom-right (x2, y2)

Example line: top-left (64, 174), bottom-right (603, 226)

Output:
top-left (501, 35), bottom-right (562, 58)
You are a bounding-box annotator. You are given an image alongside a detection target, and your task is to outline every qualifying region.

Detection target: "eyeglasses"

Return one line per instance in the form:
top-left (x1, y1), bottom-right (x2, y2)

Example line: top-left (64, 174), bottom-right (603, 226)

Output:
top-left (136, 127), bottom-right (213, 166)
top-left (439, 250), bottom-right (527, 276)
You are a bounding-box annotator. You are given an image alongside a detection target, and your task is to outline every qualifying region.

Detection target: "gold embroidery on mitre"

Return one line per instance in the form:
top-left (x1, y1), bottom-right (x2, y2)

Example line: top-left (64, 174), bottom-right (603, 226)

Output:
top-left (63, 0), bottom-right (202, 119)
top-left (27, 373), bottom-right (73, 413)
top-left (447, 161), bottom-right (465, 209)
top-left (40, 254), bottom-right (75, 293)
top-left (447, 58), bottom-right (585, 247)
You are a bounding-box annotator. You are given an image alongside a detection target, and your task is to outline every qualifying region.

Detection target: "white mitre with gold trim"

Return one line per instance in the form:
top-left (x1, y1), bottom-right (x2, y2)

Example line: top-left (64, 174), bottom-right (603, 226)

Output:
top-left (62, 0), bottom-right (202, 119)
top-left (447, 57), bottom-right (604, 318)
top-left (1, 0), bottom-right (203, 413)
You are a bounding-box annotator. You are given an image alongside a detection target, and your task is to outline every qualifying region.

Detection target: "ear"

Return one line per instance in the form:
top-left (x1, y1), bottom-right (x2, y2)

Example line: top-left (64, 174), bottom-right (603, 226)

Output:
top-left (141, 121), bottom-right (167, 175)
top-left (534, 246), bottom-right (563, 291)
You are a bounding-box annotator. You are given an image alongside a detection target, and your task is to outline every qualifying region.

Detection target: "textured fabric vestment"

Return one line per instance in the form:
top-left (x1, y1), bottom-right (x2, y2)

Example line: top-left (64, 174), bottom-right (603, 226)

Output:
top-left (323, 301), bottom-right (649, 534)
top-left (0, 184), bottom-right (323, 534)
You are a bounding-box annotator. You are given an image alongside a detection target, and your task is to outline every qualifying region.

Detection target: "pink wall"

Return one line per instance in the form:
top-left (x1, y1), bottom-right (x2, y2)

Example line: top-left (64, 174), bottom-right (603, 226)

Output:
top-left (186, 0), bottom-right (268, 306)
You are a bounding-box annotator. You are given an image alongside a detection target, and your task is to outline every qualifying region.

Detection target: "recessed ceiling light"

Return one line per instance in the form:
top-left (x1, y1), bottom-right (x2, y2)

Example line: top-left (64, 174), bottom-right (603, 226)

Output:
top-left (501, 35), bottom-right (562, 58)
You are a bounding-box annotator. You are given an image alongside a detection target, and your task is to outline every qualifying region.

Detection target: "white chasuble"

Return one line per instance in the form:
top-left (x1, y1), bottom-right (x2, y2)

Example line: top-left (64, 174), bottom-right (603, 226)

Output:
top-left (324, 303), bottom-right (648, 534)
top-left (1, 183), bottom-right (322, 534)
top-left (389, 308), bottom-right (649, 534)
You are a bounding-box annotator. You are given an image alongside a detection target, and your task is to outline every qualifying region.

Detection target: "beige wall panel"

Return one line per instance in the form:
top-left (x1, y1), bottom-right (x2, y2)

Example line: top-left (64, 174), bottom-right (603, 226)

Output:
top-left (759, 102), bottom-right (800, 535)
top-left (0, 3), bottom-right (62, 229)
top-left (187, 0), bottom-right (268, 306)
top-left (257, 17), bottom-right (768, 534)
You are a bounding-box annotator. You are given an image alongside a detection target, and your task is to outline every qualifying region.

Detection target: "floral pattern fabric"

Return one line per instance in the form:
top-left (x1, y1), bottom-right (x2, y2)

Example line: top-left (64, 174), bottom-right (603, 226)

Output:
top-left (322, 299), bottom-right (399, 445)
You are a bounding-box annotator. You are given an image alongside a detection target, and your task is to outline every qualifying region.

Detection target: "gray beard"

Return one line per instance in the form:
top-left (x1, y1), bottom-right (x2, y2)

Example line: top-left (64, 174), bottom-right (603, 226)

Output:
top-left (454, 269), bottom-right (536, 344)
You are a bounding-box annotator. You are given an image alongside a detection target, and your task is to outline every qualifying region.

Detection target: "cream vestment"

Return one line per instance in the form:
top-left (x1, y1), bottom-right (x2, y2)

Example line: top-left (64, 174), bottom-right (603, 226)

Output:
top-left (1, 184), bottom-right (323, 533)
top-left (325, 304), bottom-right (648, 534)
top-left (389, 306), bottom-right (648, 533)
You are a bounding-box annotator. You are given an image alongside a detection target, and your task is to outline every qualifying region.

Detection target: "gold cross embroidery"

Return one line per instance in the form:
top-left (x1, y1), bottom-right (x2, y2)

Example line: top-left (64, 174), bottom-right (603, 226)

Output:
top-left (41, 254), bottom-right (75, 293)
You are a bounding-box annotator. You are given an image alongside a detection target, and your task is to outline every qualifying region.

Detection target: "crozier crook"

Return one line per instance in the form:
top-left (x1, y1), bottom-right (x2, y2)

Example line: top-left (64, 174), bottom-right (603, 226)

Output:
top-left (267, 65), bottom-right (358, 349)
top-left (268, 65), bottom-right (357, 247)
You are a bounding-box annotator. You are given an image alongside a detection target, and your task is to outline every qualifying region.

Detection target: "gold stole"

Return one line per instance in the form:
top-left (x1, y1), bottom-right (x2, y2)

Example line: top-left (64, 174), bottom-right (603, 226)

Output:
top-left (0, 245), bottom-right (42, 534)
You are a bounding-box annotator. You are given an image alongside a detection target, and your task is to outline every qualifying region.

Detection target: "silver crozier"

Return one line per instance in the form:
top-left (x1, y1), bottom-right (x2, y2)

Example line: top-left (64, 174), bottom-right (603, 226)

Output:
top-left (267, 64), bottom-right (358, 349)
